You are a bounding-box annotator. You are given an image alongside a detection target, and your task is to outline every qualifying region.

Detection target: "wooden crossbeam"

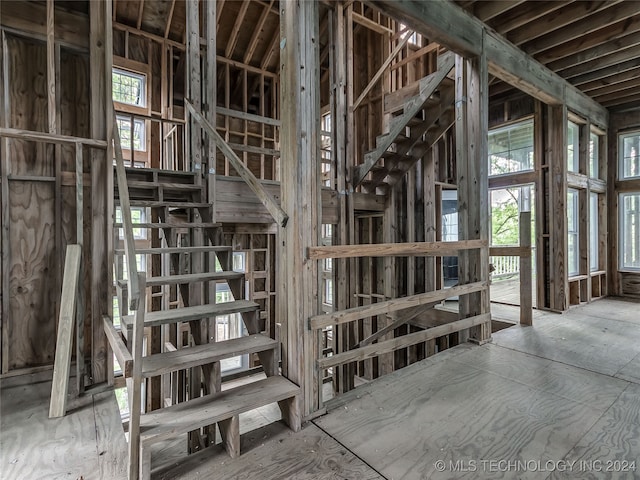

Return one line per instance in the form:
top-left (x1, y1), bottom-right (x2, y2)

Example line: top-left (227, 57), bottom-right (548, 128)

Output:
top-left (310, 281), bottom-right (487, 329)
top-left (308, 239), bottom-right (486, 260)
top-left (318, 313), bottom-right (491, 369)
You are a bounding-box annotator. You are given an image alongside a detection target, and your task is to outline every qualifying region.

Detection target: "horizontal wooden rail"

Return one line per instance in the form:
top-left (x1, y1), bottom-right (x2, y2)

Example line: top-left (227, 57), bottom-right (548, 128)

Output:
top-left (0, 127), bottom-right (108, 148)
top-left (310, 281), bottom-right (487, 329)
top-left (217, 106), bottom-right (281, 127)
top-left (318, 313), bottom-right (491, 369)
top-left (185, 99), bottom-right (289, 227)
top-left (308, 239), bottom-right (487, 260)
top-left (489, 246), bottom-right (531, 257)
top-left (103, 316), bottom-right (133, 378)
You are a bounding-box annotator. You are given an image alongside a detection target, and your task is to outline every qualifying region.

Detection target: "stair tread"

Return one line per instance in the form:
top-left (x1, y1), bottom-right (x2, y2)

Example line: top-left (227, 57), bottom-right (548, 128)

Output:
top-left (122, 166), bottom-right (198, 177)
top-left (115, 200), bottom-right (211, 208)
top-left (121, 300), bottom-right (259, 329)
top-left (140, 376), bottom-right (299, 445)
top-left (115, 246), bottom-right (232, 255)
top-left (142, 334), bottom-right (277, 378)
top-left (118, 180), bottom-right (203, 190)
top-left (114, 222), bottom-right (221, 229)
top-left (118, 271), bottom-right (244, 288)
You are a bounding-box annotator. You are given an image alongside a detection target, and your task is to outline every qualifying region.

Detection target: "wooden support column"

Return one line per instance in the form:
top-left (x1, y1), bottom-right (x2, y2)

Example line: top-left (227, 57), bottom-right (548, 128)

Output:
top-left (548, 104), bottom-right (568, 311)
top-left (90, 0), bottom-right (113, 385)
top-left (331, 3), bottom-right (351, 395)
top-left (279, 0), bottom-right (321, 417)
top-left (519, 211), bottom-right (532, 325)
top-left (455, 44), bottom-right (490, 344)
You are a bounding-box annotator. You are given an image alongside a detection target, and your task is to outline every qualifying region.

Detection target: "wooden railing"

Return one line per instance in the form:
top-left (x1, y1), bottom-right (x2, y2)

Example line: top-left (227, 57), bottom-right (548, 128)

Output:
top-left (185, 99), bottom-right (289, 227)
top-left (112, 111), bottom-right (141, 311)
top-left (308, 240), bottom-right (490, 410)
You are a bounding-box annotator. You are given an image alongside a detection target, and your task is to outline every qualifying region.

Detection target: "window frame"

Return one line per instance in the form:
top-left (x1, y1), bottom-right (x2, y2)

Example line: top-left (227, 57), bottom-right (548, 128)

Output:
top-left (488, 118), bottom-right (535, 177)
top-left (112, 56), bottom-right (151, 116)
top-left (567, 188), bottom-right (580, 277)
top-left (618, 130), bottom-right (640, 180)
top-left (619, 192), bottom-right (640, 272)
top-left (567, 121), bottom-right (580, 173)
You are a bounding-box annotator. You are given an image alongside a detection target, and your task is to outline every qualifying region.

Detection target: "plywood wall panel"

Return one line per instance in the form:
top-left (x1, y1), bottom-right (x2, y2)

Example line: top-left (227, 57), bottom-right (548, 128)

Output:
top-left (8, 181), bottom-right (56, 369)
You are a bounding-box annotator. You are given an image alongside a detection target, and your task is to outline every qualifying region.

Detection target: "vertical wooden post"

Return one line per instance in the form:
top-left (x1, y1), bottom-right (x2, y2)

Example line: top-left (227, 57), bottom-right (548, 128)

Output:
top-left (279, 0), bottom-right (321, 417)
top-left (455, 41), bottom-right (490, 344)
top-left (75, 143), bottom-right (85, 388)
top-left (519, 211), bottom-right (532, 326)
top-left (0, 31), bottom-right (9, 373)
top-left (548, 103), bottom-right (568, 311)
top-left (206, 0), bottom-right (217, 220)
top-left (90, 0), bottom-right (113, 385)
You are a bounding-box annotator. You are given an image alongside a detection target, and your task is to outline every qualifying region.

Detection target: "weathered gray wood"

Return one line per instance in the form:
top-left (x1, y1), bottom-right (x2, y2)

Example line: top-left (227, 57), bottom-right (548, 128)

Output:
top-left (0, 127), bottom-right (108, 148)
top-left (127, 272), bottom-right (147, 480)
top-left (112, 111), bottom-right (140, 311)
top-left (318, 313), bottom-right (491, 369)
top-left (121, 300), bottom-right (259, 329)
top-left (310, 281), bottom-right (487, 329)
top-left (49, 245), bottom-right (82, 418)
top-left (278, 0), bottom-right (321, 417)
top-left (185, 100), bottom-right (288, 227)
top-left (352, 33), bottom-right (412, 111)
top-left (369, 0), bottom-right (608, 127)
top-left (309, 239), bottom-right (486, 260)
top-left (102, 316), bottom-right (133, 378)
top-left (519, 211), bottom-right (533, 325)
top-left (141, 334), bottom-right (277, 378)
top-left (139, 376), bottom-right (300, 446)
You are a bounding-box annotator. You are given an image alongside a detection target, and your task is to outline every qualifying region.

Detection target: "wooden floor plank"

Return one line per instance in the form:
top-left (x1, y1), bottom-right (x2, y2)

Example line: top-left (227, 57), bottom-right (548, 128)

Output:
top-left (153, 422), bottom-right (384, 480)
top-left (93, 391), bottom-right (128, 480)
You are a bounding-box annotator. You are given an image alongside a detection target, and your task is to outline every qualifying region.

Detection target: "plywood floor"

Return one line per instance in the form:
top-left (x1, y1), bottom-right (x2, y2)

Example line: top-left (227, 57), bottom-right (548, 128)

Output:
top-left (2, 298), bottom-right (639, 480)
top-left (0, 372), bottom-right (127, 480)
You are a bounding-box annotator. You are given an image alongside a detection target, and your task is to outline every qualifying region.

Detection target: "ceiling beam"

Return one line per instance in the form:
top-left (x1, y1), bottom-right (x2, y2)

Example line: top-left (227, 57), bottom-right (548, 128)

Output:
top-left (580, 67), bottom-right (640, 93)
top-left (225, 0), bottom-right (250, 59)
top-left (546, 30), bottom-right (640, 72)
top-left (508, 1), bottom-right (617, 46)
top-left (243, 0), bottom-right (275, 65)
top-left (368, 0), bottom-right (608, 126)
top-left (570, 57), bottom-right (640, 87)
top-left (535, 14), bottom-right (640, 65)
top-left (473, 0), bottom-right (526, 23)
top-left (599, 91), bottom-right (640, 108)
top-left (136, 0), bottom-right (145, 30)
top-left (488, 1), bottom-right (565, 35)
top-left (559, 46), bottom-right (640, 80)
top-left (164, 0), bottom-right (176, 39)
top-left (586, 76), bottom-right (640, 99)
top-left (523, 1), bottom-right (640, 56)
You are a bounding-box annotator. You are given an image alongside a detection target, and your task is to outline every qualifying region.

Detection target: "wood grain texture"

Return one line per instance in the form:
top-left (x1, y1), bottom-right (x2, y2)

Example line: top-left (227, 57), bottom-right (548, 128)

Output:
top-left (317, 342), bottom-right (629, 480)
top-left (153, 422), bottom-right (384, 480)
top-left (49, 244), bottom-right (81, 418)
top-left (308, 239), bottom-right (486, 260)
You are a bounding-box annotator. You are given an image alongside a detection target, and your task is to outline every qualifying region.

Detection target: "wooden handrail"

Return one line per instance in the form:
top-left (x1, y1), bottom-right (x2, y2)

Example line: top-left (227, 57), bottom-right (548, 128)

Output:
top-left (112, 110), bottom-right (140, 311)
top-left (308, 239), bottom-right (487, 260)
top-left (310, 281), bottom-right (487, 330)
top-left (0, 127), bottom-right (108, 148)
top-left (185, 99), bottom-right (289, 227)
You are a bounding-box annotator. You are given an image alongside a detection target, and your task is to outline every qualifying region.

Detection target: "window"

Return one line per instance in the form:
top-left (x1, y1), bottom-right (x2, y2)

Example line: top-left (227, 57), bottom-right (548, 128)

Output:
top-left (488, 120), bottom-right (534, 176)
top-left (115, 206), bottom-right (147, 239)
top-left (324, 279), bottom-right (333, 306)
top-left (567, 189), bottom-right (579, 276)
top-left (567, 121), bottom-right (579, 173)
top-left (619, 131), bottom-right (640, 179)
top-left (590, 192), bottom-right (599, 272)
top-left (112, 68), bottom-right (146, 107)
top-left (589, 132), bottom-right (599, 178)
top-left (116, 115), bottom-right (146, 152)
top-left (619, 193), bottom-right (640, 271)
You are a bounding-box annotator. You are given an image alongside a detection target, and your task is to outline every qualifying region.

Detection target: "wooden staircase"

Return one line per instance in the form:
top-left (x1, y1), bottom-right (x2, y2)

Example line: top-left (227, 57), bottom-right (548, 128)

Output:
top-left (106, 162), bottom-right (300, 480)
top-left (353, 51), bottom-right (456, 195)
